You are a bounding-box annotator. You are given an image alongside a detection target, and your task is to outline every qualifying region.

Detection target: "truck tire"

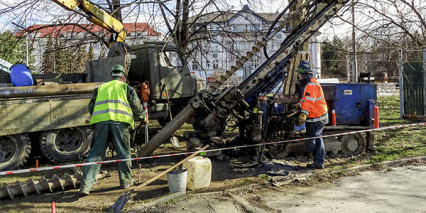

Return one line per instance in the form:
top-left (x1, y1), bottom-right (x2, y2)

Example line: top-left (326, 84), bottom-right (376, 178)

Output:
top-left (40, 127), bottom-right (93, 163)
top-left (340, 134), bottom-right (366, 156)
top-left (0, 134), bottom-right (31, 171)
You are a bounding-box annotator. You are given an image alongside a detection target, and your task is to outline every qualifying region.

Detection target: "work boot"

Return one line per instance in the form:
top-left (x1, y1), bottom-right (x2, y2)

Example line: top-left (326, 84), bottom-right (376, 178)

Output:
top-left (79, 189), bottom-right (89, 196)
top-left (306, 162), bottom-right (324, 169)
top-left (120, 180), bottom-right (134, 189)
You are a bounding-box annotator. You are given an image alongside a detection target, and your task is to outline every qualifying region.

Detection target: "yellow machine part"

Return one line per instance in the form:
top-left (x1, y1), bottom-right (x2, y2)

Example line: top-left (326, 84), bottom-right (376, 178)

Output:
top-left (51, 0), bottom-right (127, 44)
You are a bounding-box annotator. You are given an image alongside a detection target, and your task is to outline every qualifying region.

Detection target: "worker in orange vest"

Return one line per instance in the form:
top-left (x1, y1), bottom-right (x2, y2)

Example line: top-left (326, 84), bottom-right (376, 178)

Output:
top-left (294, 60), bottom-right (329, 169)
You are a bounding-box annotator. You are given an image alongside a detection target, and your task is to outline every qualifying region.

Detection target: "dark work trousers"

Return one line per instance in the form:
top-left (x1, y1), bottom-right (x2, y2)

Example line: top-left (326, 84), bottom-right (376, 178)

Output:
top-left (80, 121), bottom-right (132, 193)
top-left (305, 121), bottom-right (326, 164)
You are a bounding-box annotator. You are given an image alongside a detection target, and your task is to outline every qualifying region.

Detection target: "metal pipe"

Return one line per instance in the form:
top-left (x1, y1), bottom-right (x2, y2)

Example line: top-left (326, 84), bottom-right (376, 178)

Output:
top-left (0, 82), bottom-right (100, 98)
top-left (137, 104), bottom-right (195, 157)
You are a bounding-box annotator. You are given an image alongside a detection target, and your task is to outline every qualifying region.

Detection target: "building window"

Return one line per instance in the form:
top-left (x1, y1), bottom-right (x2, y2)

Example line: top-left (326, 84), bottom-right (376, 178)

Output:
top-left (256, 25), bottom-right (260, 30)
top-left (213, 59), bottom-right (219, 69)
top-left (252, 58), bottom-right (259, 68)
top-left (233, 26), bottom-right (237, 32)
top-left (249, 26), bottom-right (254, 31)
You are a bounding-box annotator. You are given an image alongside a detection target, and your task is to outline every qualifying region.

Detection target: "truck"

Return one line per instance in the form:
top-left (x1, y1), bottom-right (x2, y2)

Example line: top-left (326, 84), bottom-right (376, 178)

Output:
top-left (137, 0), bottom-right (376, 160)
top-left (0, 0), bottom-right (203, 171)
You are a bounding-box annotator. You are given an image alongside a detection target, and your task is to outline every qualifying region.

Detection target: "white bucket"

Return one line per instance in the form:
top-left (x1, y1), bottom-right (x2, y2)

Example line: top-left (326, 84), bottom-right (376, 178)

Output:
top-left (166, 169), bottom-right (187, 193)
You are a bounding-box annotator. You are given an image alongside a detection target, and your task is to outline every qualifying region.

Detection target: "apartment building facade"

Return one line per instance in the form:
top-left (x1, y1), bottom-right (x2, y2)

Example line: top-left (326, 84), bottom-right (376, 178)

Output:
top-left (188, 5), bottom-right (321, 88)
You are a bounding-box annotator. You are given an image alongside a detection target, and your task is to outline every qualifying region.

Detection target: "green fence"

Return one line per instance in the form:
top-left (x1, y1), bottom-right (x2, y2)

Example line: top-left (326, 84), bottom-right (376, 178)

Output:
top-left (403, 62), bottom-right (425, 116)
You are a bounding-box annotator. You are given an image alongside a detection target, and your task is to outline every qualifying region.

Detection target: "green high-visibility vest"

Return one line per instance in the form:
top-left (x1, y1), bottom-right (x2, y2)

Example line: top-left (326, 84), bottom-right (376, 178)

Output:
top-left (90, 80), bottom-right (134, 128)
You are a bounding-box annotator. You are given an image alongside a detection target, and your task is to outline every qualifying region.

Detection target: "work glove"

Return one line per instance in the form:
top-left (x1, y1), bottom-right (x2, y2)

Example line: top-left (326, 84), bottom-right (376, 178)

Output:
top-left (296, 113), bottom-right (307, 126)
top-left (140, 116), bottom-right (149, 125)
top-left (292, 103), bottom-right (300, 110)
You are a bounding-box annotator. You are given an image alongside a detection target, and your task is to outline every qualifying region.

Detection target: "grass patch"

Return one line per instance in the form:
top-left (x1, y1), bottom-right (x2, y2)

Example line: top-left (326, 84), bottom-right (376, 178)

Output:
top-left (368, 94), bottom-right (425, 163)
top-left (258, 174), bottom-right (271, 181)
top-left (239, 178), bottom-right (254, 186)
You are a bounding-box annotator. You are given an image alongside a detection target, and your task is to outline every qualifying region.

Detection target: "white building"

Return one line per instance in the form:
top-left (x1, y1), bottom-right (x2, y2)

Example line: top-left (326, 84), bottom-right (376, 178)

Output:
top-left (188, 5), bottom-right (321, 88)
top-left (19, 23), bottom-right (161, 72)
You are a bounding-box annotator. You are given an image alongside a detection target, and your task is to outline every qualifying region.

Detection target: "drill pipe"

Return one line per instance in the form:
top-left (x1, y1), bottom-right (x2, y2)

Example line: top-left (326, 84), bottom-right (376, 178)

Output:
top-left (0, 170), bottom-right (108, 199)
top-left (0, 82), bottom-right (100, 98)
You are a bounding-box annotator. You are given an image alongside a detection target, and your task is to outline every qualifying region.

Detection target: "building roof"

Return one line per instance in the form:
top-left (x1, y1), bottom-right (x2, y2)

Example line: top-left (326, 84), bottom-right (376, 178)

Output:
top-left (189, 5), bottom-right (285, 24)
top-left (16, 22), bottom-right (161, 38)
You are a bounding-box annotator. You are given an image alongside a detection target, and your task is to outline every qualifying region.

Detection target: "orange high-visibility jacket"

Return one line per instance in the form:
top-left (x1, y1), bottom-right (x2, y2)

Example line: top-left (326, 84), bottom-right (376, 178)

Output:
top-left (297, 78), bottom-right (328, 120)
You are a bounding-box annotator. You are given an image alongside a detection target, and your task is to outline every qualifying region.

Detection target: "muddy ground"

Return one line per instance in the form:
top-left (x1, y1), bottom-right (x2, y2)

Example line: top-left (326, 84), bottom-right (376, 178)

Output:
top-left (0, 145), bottom-right (272, 213)
top-left (1, 144), bottom-right (423, 213)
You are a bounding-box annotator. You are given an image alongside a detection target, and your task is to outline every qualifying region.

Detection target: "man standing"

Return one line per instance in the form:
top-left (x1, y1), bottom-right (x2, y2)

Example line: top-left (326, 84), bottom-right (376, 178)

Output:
top-left (294, 60), bottom-right (328, 169)
top-left (80, 64), bottom-right (147, 195)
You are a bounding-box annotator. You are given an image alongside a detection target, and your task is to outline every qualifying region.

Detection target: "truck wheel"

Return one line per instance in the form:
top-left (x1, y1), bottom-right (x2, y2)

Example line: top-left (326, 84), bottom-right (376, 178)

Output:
top-left (340, 134), bottom-right (366, 156)
top-left (0, 134), bottom-right (31, 171)
top-left (40, 127), bottom-right (93, 163)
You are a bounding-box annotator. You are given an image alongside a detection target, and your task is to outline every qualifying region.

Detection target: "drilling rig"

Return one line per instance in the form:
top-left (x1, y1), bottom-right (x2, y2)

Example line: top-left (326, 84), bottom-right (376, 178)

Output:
top-left (137, 0), bottom-right (376, 159)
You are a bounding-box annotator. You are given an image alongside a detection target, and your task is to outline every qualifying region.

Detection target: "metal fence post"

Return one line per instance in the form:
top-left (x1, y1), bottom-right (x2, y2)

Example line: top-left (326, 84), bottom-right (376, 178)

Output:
top-left (398, 49), bottom-right (404, 118)
top-left (423, 49), bottom-right (426, 116)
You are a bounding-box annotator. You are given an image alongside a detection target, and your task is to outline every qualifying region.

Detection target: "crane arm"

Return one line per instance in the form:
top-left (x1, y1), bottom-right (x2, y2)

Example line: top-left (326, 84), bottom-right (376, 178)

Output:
top-left (52, 0), bottom-right (127, 45)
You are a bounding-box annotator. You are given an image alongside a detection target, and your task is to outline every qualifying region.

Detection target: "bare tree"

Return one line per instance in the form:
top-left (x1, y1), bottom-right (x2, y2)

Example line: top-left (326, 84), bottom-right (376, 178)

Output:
top-left (320, 0), bottom-right (424, 79)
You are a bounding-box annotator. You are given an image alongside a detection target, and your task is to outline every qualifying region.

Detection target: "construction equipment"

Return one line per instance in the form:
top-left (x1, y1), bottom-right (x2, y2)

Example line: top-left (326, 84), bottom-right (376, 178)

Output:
top-left (0, 169), bottom-right (109, 200)
top-left (52, 0), bottom-right (127, 46)
top-left (137, 0), bottom-right (375, 159)
top-left (0, 1), bottom-right (202, 171)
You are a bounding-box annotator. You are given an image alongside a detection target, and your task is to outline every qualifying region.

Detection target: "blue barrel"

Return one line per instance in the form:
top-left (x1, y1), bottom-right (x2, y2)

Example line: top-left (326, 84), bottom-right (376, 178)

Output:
top-left (10, 64), bottom-right (33, 86)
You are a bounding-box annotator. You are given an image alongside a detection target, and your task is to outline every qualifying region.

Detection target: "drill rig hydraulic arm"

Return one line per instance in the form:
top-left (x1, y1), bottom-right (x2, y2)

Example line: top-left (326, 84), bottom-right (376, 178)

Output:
top-left (138, 0), bottom-right (349, 157)
top-left (52, 0), bottom-right (127, 46)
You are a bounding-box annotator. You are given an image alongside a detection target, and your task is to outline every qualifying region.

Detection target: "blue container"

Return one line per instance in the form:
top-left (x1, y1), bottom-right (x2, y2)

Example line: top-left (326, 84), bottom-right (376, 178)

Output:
top-left (322, 83), bottom-right (376, 125)
top-left (10, 64), bottom-right (33, 86)
top-left (294, 122), bottom-right (305, 132)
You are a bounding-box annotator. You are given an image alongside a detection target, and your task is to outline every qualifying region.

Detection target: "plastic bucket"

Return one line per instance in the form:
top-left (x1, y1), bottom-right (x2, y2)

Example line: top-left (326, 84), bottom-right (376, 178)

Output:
top-left (10, 64), bottom-right (33, 87)
top-left (166, 169), bottom-right (187, 193)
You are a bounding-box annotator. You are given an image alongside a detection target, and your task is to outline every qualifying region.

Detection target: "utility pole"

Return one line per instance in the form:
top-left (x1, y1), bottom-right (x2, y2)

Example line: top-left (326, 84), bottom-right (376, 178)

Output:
top-left (25, 8), bottom-right (29, 65)
top-left (352, 0), bottom-right (357, 82)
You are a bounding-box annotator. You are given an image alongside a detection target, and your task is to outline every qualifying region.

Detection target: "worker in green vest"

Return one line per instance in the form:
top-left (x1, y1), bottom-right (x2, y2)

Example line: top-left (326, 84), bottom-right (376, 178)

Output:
top-left (80, 64), bottom-right (147, 196)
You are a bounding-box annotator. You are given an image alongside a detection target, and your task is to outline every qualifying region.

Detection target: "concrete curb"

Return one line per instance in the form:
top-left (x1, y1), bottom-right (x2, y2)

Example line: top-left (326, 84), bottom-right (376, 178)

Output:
top-left (317, 155), bottom-right (426, 176)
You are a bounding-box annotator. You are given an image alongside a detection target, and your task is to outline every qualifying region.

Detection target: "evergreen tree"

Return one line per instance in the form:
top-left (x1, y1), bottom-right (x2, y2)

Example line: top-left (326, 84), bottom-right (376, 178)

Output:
top-left (98, 44), bottom-right (106, 60)
top-left (88, 44), bottom-right (95, 61)
top-left (321, 36), bottom-right (347, 79)
top-left (0, 30), bottom-right (26, 64)
top-left (75, 45), bottom-right (89, 73)
top-left (41, 37), bottom-right (55, 73)
top-left (53, 37), bottom-right (69, 74)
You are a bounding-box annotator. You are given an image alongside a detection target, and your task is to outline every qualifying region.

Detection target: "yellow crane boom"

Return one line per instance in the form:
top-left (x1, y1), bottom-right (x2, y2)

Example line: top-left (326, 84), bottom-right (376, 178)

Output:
top-left (52, 0), bottom-right (127, 46)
